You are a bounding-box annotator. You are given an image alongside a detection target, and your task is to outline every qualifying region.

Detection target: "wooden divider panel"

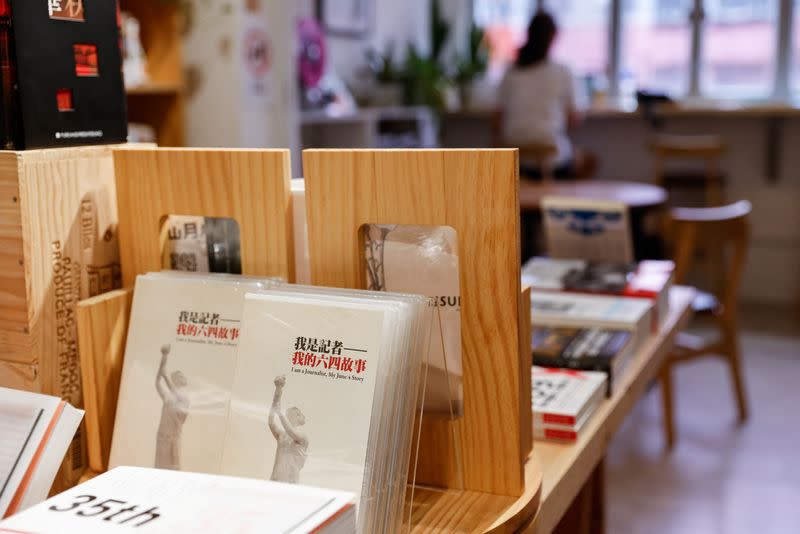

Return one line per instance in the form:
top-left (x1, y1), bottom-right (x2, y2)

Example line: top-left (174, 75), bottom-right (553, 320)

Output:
top-left (113, 148), bottom-right (294, 285)
top-left (303, 149), bottom-right (525, 496)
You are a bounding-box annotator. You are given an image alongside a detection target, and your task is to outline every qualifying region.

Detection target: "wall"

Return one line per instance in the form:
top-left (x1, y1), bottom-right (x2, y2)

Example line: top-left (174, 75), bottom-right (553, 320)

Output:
top-left (294, 0), bottom-right (474, 88)
top-left (295, 0), bottom-right (431, 86)
top-left (183, 0), bottom-right (300, 173)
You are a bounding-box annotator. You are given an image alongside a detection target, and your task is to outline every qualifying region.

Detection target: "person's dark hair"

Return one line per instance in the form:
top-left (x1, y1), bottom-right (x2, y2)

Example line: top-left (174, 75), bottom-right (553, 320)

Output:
top-left (516, 11), bottom-right (557, 68)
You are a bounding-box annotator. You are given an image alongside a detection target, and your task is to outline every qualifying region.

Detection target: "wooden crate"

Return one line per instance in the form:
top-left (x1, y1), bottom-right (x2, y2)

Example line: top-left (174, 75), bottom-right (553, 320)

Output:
top-left (0, 145), bottom-right (127, 490)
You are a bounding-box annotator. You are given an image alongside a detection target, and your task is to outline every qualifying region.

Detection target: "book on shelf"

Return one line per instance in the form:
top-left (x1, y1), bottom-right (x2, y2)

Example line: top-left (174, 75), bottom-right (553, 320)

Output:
top-left (109, 273), bottom-right (429, 534)
top-left (0, 388), bottom-right (84, 518)
top-left (532, 366), bottom-right (606, 443)
top-left (0, 466), bottom-right (356, 533)
top-left (109, 273), bottom-right (277, 474)
top-left (361, 224), bottom-right (462, 415)
top-left (0, 0), bottom-right (126, 149)
top-left (522, 257), bottom-right (674, 326)
top-left (541, 196), bottom-right (634, 264)
top-left (221, 287), bottom-right (429, 533)
top-left (531, 326), bottom-right (634, 395)
top-left (530, 291), bottom-right (653, 354)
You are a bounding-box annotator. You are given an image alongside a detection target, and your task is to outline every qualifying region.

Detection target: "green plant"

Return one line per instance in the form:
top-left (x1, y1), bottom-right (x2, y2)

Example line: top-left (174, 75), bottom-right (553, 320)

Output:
top-left (396, 0), bottom-right (451, 110)
top-left (430, 0), bottom-right (449, 63)
top-left (454, 24), bottom-right (488, 86)
top-left (366, 44), bottom-right (400, 84)
top-left (401, 44), bottom-right (448, 109)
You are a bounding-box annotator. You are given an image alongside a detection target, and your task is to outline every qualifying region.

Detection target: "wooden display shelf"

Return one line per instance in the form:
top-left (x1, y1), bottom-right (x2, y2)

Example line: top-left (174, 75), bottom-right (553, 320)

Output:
top-left (523, 287), bottom-right (696, 534)
top-left (77, 286), bottom-right (543, 532)
top-left (407, 454), bottom-right (543, 533)
top-left (121, 0), bottom-right (184, 146)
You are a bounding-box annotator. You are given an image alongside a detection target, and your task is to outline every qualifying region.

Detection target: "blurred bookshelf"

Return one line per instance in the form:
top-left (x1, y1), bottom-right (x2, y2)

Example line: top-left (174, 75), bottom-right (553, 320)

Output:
top-left (121, 0), bottom-right (185, 146)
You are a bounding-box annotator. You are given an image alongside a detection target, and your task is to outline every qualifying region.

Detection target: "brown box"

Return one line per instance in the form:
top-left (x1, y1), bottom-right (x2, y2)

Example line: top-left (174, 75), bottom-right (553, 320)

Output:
top-left (0, 145), bottom-right (122, 491)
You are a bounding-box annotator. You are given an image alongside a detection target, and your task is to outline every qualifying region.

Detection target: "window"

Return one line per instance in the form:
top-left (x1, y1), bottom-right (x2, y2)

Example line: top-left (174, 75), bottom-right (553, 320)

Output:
top-left (620, 0), bottom-right (693, 97)
top-left (474, 0), bottom-right (535, 79)
top-left (544, 0), bottom-right (611, 79)
top-left (792, 0), bottom-right (800, 92)
top-left (474, 0), bottom-right (796, 100)
top-left (700, 0), bottom-right (779, 98)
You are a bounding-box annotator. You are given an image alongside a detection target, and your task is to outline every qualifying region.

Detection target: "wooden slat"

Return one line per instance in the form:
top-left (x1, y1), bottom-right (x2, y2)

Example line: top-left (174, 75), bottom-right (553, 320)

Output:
top-left (0, 358), bottom-right (38, 392)
top-left (519, 286), bottom-right (533, 461)
top-left (77, 288), bottom-right (133, 473)
top-left (304, 149), bottom-right (525, 496)
top-left (0, 152), bottom-right (27, 335)
top-left (113, 148), bottom-right (294, 286)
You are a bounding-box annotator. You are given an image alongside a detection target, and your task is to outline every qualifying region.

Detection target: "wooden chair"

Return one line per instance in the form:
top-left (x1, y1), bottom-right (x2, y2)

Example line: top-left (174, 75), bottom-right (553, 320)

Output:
top-left (650, 134), bottom-right (727, 207)
top-left (659, 201), bottom-right (752, 449)
top-left (517, 142), bottom-right (559, 181)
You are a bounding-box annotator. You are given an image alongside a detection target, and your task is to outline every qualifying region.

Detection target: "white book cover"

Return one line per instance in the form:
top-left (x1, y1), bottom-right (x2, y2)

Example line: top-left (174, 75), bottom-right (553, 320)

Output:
top-left (541, 196), bottom-right (633, 264)
top-left (0, 466), bottom-right (355, 534)
top-left (0, 388), bottom-right (83, 517)
top-left (362, 224), bottom-right (462, 415)
top-left (530, 291), bottom-right (653, 352)
top-left (532, 366), bottom-right (607, 428)
top-left (109, 274), bottom-right (270, 474)
top-left (221, 293), bottom-right (386, 497)
top-left (521, 258), bottom-right (587, 290)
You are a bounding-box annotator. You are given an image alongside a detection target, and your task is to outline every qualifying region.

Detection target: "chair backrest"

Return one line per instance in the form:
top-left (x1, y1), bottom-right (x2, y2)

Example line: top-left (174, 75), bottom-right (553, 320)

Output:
top-left (542, 195), bottom-right (634, 263)
top-left (499, 141), bottom-right (558, 181)
top-left (650, 133), bottom-right (726, 186)
top-left (670, 200), bottom-right (751, 314)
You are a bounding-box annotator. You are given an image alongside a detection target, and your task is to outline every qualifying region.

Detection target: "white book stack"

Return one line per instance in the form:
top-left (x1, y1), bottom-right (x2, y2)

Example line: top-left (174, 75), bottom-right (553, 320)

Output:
top-left (0, 388), bottom-right (83, 517)
top-left (530, 291), bottom-right (654, 354)
top-left (532, 367), bottom-right (607, 443)
top-left (0, 466), bottom-right (356, 533)
top-left (108, 273), bottom-right (429, 534)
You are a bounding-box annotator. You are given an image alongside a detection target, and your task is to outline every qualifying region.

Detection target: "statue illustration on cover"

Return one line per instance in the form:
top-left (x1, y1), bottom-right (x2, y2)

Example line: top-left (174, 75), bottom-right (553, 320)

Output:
top-left (268, 375), bottom-right (308, 483)
top-left (154, 344), bottom-right (190, 470)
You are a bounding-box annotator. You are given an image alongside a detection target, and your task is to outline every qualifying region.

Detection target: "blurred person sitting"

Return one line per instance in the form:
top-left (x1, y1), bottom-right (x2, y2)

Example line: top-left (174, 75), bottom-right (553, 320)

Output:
top-left (498, 11), bottom-right (596, 180)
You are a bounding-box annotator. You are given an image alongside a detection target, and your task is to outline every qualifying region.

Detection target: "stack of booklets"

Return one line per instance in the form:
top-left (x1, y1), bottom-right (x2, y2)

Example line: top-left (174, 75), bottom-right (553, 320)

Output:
top-left (531, 327), bottom-right (633, 395)
top-left (532, 366), bottom-right (607, 443)
top-left (528, 290), bottom-right (653, 357)
top-left (110, 273), bottom-right (430, 533)
top-left (0, 466), bottom-right (355, 533)
top-left (0, 388), bottom-right (84, 518)
top-left (522, 257), bottom-right (673, 327)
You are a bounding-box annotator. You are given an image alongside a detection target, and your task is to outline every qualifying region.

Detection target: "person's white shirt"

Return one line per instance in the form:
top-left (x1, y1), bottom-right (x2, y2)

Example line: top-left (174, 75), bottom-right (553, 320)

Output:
top-left (499, 60), bottom-right (587, 167)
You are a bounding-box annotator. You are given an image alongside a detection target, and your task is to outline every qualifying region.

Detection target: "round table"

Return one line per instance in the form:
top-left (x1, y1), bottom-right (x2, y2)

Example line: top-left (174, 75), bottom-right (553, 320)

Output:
top-left (519, 180), bottom-right (667, 211)
top-left (518, 180), bottom-right (668, 261)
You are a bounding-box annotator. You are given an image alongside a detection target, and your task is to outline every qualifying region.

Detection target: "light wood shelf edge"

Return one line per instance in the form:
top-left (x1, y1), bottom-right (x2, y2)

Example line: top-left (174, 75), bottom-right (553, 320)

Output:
top-left (407, 453), bottom-right (543, 533)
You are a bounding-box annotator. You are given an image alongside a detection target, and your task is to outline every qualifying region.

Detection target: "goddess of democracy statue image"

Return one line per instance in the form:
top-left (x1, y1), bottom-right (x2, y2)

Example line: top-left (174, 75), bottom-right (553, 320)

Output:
top-left (268, 375), bottom-right (308, 483)
top-left (154, 344), bottom-right (189, 470)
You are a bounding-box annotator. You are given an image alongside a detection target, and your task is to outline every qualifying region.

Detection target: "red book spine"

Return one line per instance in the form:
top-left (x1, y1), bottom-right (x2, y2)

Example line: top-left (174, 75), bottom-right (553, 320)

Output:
top-left (542, 413), bottom-right (577, 426)
top-left (544, 428), bottom-right (578, 441)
